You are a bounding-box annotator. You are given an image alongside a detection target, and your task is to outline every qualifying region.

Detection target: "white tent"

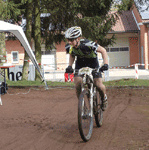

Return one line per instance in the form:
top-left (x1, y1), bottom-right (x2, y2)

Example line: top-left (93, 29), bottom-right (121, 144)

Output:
top-left (0, 20), bottom-right (48, 89)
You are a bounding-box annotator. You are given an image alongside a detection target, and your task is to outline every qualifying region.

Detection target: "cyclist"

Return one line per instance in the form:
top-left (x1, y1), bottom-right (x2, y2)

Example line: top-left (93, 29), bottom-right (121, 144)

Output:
top-left (65, 26), bottom-right (109, 111)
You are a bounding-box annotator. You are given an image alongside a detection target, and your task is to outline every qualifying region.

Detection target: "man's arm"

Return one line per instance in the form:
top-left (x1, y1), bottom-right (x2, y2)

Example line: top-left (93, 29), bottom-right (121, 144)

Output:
top-left (97, 45), bottom-right (108, 64)
top-left (65, 54), bottom-right (75, 73)
top-left (69, 54), bottom-right (75, 66)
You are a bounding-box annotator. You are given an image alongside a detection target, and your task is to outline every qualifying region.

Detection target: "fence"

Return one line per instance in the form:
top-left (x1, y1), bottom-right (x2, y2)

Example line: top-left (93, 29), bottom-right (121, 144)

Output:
top-left (109, 63), bottom-right (149, 80)
top-left (134, 63), bottom-right (149, 79)
top-left (2, 63), bottom-right (149, 82)
top-left (43, 69), bottom-right (110, 82)
top-left (43, 63), bottom-right (149, 82)
top-left (3, 63), bottom-right (109, 82)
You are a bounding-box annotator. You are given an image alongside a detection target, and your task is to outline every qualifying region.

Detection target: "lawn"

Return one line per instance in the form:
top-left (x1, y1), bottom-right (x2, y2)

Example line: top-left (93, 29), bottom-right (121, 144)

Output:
top-left (6, 78), bottom-right (149, 87)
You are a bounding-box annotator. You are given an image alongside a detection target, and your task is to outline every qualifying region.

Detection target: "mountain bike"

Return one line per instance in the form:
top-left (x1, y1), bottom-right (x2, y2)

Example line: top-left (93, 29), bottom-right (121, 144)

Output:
top-left (75, 67), bottom-right (103, 142)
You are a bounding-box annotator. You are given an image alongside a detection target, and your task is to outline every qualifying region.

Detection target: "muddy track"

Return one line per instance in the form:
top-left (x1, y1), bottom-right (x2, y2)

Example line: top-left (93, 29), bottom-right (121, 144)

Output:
top-left (0, 87), bottom-right (149, 150)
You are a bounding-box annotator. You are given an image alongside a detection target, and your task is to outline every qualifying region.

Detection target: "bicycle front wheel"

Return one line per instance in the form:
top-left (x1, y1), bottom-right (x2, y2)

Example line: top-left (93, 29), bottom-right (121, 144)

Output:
top-left (94, 91), bottom-right (103, 127)
top-left (78, 89), bottom-right (93, 142)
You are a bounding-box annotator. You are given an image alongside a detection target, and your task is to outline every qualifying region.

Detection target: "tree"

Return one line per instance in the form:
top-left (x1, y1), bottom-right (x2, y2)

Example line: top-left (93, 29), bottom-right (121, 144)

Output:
top-left (34, 0), bottom-right (42, 81)
top-left (76, 0), bottom-right (117, 46)
top-left (0, 0), bottom-right (7, 19)
top-left (0, 32), bottom-right (6, 66)
top-left (41, 0), bottom-right (119, 48)
top-left (113, 0), bottom-right (133, 11)
top-left (22, 0), bottom-right (33, 80)
top-left (41, 0), bottom-right (77, 50)
top-left (0, 0), bottom-right (6, 66)
top-left (0, 0), bottom-right (23, 22)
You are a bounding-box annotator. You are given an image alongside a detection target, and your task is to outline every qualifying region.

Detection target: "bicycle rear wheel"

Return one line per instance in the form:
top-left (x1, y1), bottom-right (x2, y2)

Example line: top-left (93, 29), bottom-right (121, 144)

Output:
top-left (78, 89), bottom-right (93, 142)
top-left (94, 91), bottom-right (103, 127)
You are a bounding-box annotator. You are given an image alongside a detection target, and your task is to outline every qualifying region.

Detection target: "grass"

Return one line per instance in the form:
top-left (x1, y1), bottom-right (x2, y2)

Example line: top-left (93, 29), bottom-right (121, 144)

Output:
top-left (6, 78), bottom-right (149, 87)
top-left (7, 80), bottom-right (74, 87)
top-left (104, 78), bottom-right (149, 87)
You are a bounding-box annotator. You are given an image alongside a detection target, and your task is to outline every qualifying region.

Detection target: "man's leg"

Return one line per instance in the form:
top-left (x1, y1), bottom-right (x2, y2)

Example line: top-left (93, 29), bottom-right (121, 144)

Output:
top-left (94, 78), bottom-right (108, 111)
top-left (74, 76), bottom-right (83, 99)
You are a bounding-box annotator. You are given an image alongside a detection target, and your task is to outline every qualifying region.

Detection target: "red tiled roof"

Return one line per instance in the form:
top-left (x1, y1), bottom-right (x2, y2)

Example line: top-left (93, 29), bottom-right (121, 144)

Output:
top-left (111, 11), bottom-right (139, 32)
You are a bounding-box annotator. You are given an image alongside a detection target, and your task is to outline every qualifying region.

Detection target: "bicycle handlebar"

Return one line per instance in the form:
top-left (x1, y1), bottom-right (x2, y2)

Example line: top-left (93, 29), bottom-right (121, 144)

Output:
top-left (74, 67), bottom-right (101, 75)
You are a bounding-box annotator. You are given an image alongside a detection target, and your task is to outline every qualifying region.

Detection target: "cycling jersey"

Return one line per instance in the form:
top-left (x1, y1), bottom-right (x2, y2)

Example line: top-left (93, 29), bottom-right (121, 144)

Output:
top-left (69, 39), bottom-right (99, 58)
top-left (66, 39), bottom-right (101, 77)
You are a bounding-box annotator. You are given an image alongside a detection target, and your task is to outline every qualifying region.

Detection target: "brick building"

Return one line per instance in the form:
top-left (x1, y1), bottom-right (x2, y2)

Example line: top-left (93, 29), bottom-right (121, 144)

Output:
top-left (131, 3), bottom-right (149, 69)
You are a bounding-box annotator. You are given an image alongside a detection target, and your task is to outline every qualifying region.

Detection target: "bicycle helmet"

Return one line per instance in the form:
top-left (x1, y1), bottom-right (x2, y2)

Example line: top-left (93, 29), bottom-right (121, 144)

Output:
top-left (65, 26), bottom-right (82, 39)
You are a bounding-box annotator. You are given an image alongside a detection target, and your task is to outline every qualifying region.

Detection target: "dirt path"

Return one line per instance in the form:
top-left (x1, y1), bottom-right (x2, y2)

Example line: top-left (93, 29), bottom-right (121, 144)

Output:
top-left (0, 87), bottom-right (149, 150)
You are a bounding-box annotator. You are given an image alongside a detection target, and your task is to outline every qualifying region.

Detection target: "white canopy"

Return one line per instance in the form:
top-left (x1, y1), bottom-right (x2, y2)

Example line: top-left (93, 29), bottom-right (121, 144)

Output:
top-left (0, 20), bottom-right (48, 89)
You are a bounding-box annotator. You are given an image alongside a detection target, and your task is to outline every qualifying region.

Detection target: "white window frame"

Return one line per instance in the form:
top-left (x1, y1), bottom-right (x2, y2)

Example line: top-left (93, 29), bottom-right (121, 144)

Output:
top-left (11, 51), bottom-right (19, 63)
top-left (105, 47), bottom-right (129, 52)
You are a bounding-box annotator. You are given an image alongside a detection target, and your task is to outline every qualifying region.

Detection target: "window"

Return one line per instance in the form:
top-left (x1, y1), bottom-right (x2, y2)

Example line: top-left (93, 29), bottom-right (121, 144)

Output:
top-left (105, 47), bottom-right (129, 52)
top-left (105, 48), bottom-right (110, 52)
top-left (111, 48), bottom-right (119, 52)
top-left (120, 47), bottom-right (129, 51)
top-left (12, 51), bottom-right (18, 63)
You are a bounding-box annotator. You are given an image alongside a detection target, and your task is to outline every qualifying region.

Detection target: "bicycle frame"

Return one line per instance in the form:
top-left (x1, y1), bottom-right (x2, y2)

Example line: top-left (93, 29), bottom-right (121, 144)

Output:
top-left (77, 67), bottom-right (96, 118)
top-left (76, 67), bottom-right (103, 142)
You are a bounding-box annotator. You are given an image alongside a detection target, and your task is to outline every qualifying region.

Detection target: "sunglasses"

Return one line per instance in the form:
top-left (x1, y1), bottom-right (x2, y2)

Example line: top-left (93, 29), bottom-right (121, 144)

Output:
top-left (67, 38), bottom-right (76, 42)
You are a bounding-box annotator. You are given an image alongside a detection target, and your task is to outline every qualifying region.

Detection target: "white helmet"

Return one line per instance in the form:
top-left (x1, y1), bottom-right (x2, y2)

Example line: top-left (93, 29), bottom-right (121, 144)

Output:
top-left (65, 26), bottom-right (82, 39)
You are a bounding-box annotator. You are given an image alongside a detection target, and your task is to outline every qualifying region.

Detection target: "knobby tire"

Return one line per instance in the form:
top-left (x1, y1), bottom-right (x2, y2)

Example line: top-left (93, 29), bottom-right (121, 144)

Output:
top-left (78, 90), bottom-right (93, 142)
top-left (94, 91), bottom-right (103, 127)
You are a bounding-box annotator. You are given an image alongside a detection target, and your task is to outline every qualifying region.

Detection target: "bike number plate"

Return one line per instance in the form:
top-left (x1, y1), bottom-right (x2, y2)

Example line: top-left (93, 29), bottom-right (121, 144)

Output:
top-left (78, 67), bottom-right (92, 75)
